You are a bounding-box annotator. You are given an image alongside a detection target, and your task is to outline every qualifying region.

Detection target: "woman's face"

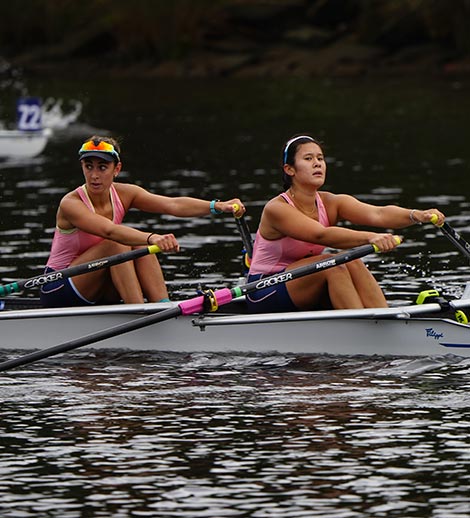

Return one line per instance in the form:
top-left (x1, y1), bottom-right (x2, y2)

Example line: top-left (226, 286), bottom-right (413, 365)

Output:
top-left (288, 142), bottom-right (326, 189)
top-left (81, 157), bottom-right (121, 194)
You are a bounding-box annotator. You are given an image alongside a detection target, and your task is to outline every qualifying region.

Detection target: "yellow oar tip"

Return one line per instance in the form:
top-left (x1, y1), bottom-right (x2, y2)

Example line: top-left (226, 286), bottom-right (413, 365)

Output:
top-left (430, 214), bottom-right (438, 225)
top-left (148, 244), bottom-right (161, 254)
top-left (233, 202), bottom-right (244, 219)
top-left (372, 236), bottom-right (401, 253)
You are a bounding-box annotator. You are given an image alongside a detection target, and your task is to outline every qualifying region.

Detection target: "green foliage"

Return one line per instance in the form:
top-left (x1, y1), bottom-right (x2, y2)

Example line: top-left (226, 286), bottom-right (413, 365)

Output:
top-left (356, 0), bottom-right (470, 54)
top-left (0, 0), bottom-right (227, 61)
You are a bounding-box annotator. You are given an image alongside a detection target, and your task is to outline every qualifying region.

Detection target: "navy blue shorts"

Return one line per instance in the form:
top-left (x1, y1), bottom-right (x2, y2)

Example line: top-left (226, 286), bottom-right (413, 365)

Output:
top-left (246, 272), bottom-right (298, 313)
top-left (40, 267), bottom-right (94, 308)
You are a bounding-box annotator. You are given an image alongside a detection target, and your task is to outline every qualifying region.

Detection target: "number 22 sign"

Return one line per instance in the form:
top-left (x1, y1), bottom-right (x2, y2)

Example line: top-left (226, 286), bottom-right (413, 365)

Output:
top-left (16, 97), bottom-right (43, 131)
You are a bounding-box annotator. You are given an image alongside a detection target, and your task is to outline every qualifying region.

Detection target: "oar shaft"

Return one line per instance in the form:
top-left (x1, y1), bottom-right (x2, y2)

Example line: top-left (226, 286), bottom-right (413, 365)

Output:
top-left (436, 221), bottom-right (470, 261)
top-left (178, 244), bottom-right (378, 314)
top-left (232, 204), bottom-right (254, 259)
top-left (0, 245), bottom-right (161, 296)
top-left (240, 244), bottom-right (377, 295)
top-left (235, 215), bottom-right (254, 259)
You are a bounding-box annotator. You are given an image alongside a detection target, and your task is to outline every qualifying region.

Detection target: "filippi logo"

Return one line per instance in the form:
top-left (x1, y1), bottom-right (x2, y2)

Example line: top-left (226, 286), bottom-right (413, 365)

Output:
top-left (425, 327), bottom-right (444, 340)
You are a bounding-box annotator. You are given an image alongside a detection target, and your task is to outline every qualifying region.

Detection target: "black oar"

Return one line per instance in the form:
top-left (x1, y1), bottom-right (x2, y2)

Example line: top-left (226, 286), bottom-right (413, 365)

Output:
top-left (430, 216), bottom-right (470, 322)
top-left (233, 204), bottom-right (254, 259)
top-left (432, 215), bottom-right (470, 261)
top-left (0, 243), bottom-right (383, 372)
top-left (0, 245), bottom-right (161, 297)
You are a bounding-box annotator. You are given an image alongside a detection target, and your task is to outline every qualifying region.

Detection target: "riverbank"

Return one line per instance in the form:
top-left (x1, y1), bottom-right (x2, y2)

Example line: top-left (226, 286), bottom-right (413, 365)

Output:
top-left (10, 40), bottom-right (470, 82)
top-left (4, 0), bottom-right (470, 80)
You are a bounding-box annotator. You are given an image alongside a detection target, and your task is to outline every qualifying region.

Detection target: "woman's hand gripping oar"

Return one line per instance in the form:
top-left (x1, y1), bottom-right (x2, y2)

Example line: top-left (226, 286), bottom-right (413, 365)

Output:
top-left (0, 242), bottom-right (397, 372)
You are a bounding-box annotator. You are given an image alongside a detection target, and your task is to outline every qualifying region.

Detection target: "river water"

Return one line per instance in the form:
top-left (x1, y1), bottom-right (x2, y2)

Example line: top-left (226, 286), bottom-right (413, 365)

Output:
top-left (1, 74), bottom-right (470, 516)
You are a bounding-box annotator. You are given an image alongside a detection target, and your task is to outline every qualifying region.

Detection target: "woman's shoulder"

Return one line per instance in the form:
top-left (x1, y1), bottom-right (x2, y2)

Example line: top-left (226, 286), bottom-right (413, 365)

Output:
top-left (319, 191), bottom-right (354, 205)
top-left (113, 182), bottom-right (150, 196)
top-left (60, 188), bottom-right (80, 204)
top-left (318, 190), bottom-right (334, 201)
top-left (113, 182), bottom-right (139, 192)
top-left (265, 193), bottom-right (288, 210)
top-left (112, 182), bottom-right (144, 201)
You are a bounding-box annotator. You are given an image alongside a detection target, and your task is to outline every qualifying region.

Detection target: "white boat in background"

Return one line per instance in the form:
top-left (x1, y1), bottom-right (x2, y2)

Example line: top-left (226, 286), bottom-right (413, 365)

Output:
top-left (0, 128), bottom-right (51, 158)
top-left (0, 96), bottom-right (81, 158)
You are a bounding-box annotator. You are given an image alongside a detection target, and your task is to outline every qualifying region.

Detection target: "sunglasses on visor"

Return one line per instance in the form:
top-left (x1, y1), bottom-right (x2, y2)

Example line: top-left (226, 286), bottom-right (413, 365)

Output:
top-left (78, 140), bottom-right (120, 161)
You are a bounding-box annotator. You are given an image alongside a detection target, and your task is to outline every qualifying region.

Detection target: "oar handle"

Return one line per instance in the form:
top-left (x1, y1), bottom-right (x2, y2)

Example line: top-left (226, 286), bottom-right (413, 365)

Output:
top-left (371, 235), bottom-right (402, 254)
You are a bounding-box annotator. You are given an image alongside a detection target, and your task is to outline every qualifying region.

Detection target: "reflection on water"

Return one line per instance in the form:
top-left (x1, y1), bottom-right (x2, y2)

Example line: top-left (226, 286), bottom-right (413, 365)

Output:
top-left (1, 351), bottom-right (470, 517)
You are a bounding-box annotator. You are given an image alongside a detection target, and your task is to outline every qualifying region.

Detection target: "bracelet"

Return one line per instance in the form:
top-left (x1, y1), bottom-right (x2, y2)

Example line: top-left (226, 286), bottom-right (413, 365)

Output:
top-left (147, 232), bottom-right (156, 245)
top-left (410, 209), bottom-right (422, 225)
top-left (210, 199), bottom-right (223, 215)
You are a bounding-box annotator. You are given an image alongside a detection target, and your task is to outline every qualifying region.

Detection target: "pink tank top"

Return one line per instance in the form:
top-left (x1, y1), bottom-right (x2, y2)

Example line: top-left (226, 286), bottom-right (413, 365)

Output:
top-left (249, 192), bottom-right (330, 275)
top-left (46, 184), bottom-right (126, 270)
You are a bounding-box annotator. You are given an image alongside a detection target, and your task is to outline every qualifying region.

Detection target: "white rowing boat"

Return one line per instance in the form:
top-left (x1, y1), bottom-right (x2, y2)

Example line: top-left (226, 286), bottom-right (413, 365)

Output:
top-left (1, 295), bottom-right (470, 357)
top-left (0, 128), bottom-right (51, 158)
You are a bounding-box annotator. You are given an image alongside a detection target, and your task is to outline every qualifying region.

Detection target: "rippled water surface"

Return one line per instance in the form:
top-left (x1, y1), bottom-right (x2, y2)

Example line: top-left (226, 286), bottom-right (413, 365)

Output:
top-left (2, 74), bottom-right (470, 516)
top-left (1, 352), bottom-right (470, 517)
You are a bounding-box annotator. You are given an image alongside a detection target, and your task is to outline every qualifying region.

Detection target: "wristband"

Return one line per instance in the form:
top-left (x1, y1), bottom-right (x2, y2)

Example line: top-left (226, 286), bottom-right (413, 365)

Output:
top-left (147, 232), bottom-right (156, 245)
top-left (210, 199), bottom-right (223, 215)
top-left (409, 209), bottom-right (422, 225)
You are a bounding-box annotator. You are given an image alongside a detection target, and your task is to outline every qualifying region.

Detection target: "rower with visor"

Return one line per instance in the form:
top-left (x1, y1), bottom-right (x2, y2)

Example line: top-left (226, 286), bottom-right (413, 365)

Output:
top-left (40, 136), bottom-right (245, 307)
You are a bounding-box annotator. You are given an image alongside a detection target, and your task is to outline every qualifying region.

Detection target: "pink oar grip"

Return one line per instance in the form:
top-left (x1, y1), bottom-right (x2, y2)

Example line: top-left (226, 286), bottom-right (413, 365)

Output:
top-left (178, 288), bottom-right (233, 315)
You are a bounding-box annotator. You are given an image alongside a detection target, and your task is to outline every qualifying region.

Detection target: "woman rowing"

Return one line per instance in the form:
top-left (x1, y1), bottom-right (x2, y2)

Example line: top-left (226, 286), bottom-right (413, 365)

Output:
top-left (246, 135), bottom-right (445, 313)
top-left (40, 136), bottom-right (245, 308)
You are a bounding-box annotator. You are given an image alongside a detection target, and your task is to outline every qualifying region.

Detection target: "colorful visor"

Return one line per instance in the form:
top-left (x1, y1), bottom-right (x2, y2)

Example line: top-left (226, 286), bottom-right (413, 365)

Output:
top-left (78, 139), bottom-right (120, 162)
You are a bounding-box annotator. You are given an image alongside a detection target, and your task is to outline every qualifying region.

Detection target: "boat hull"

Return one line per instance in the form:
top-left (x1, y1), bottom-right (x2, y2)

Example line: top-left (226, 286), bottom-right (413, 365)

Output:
top-left (1, 301), bottom-right (470, 357)
top-left (0, 129), bottom-right (50, 158)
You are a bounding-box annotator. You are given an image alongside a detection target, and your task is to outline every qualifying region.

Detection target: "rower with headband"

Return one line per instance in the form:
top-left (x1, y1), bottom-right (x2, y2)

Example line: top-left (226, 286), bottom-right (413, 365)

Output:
top-left (245, 134), bottom-right (445, 314)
